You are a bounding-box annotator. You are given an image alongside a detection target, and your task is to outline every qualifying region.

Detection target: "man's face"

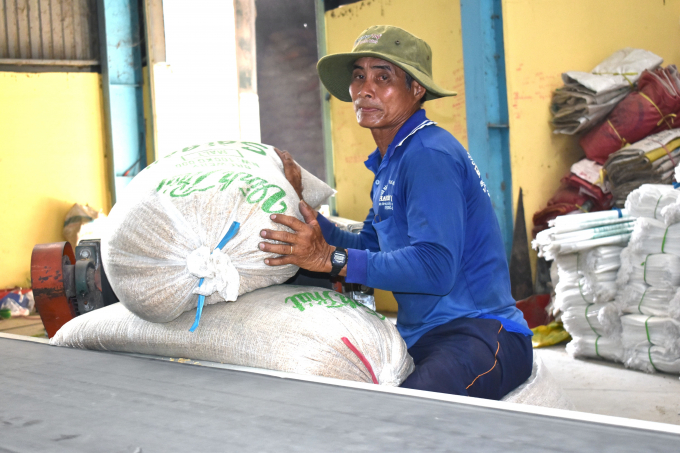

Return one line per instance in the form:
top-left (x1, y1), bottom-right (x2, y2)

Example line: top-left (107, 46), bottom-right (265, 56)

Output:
top-left (349, 57), bottom-right (423, 130)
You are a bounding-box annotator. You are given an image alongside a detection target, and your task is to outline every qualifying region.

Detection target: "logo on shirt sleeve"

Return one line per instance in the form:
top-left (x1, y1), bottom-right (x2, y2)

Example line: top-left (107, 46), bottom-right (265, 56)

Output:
top-left (466, 153), bottom-right (490, 198)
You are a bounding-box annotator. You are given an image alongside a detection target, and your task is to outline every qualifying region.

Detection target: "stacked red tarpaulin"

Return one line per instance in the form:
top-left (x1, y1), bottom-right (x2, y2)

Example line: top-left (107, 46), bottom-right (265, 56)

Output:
top-left (580, 66), bottom-right (680, 164)
top-left (532, 173), bottom-right (613, 237)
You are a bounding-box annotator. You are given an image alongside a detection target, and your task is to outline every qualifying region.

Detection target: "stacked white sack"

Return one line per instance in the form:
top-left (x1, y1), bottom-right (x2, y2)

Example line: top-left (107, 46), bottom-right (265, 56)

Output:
top-left (556, 250), bottom-right (624, 362)
top-left (534, 211), bottom-right (631, 362)
top-left (625, 184), bottom-right (680, 225)
top-left (617, 187), bottom-right (680, 373)
top-left (102, 140), bottom-right (335, 324)
top-left (552, 247), bottom-right (622, 312)
top-left (549, 249), bottom-right (625, 362)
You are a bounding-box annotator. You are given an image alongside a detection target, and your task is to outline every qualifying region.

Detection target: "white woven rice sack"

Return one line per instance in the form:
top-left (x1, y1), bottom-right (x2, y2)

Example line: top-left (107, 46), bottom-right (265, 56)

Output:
top-left (621, 314), bottom-right (680, 353)
top-left (616, 247), bottom-right (680, 288)
top-left (625, 344), bottom-right (680, 374)
top-left (566, 335), bottom-right (624, 363)
top-left (624, 184), bottom-right (679, 224)
top-left (102, 141), bottom-right (335, 323)
top-left (562, 302), bottom-right (621, 339)
top-left (50, 285), bottom-right (414, 386)
top-left (619, 282), bottom-right (679, 318)
top-left (501, 352), bottom-right (575, 410)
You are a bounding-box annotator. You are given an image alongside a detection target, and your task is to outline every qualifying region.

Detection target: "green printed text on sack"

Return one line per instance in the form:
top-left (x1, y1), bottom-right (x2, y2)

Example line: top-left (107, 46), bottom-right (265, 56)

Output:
top-left (284, 291), bottom-right (386, 320)
top-left (155, 170), bottom-right (289, 214)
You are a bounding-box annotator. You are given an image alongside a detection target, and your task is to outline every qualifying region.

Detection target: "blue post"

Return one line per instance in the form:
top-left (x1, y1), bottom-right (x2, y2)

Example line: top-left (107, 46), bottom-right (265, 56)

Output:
top-left (97, 0), bottom-right (147, 204)
top-left (460, 0), bottom-right (513, 259)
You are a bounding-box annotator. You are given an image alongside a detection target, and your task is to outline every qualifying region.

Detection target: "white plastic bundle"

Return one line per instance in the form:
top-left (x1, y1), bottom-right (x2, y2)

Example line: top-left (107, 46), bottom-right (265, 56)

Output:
top-left (625, 344), bottom-right (680, 374)
top-left (616, 247), bottom-right (680, 288)
top-left (629, 217), bottom-right (680, 256)
top-left (620, 314), bottom-right (680, 353)
top-left (668, 290), bottom-right (680, 320)
top-left (562, 302), bottom-right (622, 339)
top-left (552, 248), bottom-right (622, 311)
top-left (625, 184), bottom-right (680, 225)
top-left (566, 336), bottom-right (624, 362)
top-left (50, 285), bottom-right (413, 386)
top-left (103, 141), bottom-right (335, 323)
top-left (533, 223), bottom-right (633, 261)
top-left (554, 280), bottom-right (617, 310)
top-left (619, 282), bottom-right (679, 318)
top-left (583, 246), bottom-right (624, 273)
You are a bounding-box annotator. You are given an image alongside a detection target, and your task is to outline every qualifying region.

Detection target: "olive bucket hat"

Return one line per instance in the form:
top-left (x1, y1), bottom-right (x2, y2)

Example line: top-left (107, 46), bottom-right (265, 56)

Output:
top-left (317, 25), bottom-right (457, 102)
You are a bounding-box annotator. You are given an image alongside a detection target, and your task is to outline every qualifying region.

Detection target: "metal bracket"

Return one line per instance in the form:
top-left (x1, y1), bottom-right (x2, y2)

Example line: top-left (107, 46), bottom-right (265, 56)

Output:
top-left (74, 244), bottom-right (105, 314)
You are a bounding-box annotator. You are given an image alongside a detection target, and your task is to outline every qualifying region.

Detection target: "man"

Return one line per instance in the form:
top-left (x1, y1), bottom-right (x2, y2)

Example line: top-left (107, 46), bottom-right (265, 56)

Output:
top-left (260, 25), bottom-right (533, 400)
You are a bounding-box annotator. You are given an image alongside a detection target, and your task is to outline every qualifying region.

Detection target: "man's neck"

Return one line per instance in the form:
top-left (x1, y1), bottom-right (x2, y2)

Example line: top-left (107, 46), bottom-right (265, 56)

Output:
top-left (372, 125), bottom-right (402, 158)
top-left (371, 107), bottom-right (421, 157)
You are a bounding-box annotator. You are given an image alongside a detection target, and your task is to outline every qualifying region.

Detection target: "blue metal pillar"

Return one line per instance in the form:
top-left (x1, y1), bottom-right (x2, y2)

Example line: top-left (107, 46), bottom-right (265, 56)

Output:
top-left (460, 0), bottom-right (513, 258)
top-left (97, 0), bottom-right (146, 204)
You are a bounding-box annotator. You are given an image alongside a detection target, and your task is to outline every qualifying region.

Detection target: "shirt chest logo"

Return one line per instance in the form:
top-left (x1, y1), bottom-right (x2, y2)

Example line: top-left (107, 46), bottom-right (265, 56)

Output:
top-left (377, 180), bottom-right (396, 211)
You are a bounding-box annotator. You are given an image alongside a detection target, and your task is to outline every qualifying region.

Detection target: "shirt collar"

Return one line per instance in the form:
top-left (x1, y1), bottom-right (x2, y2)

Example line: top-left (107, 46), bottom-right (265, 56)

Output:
top-left (363, 109), bottom-right (435, 174)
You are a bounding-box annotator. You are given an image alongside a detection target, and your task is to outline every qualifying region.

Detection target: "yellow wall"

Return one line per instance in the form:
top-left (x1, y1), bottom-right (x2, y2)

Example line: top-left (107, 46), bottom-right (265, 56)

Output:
top-left (324, 0), bottom-right (466, 311)
top-left (0, 72), bottom-right (110, 288)
top-left (503, 0), bottom-right (680, 275)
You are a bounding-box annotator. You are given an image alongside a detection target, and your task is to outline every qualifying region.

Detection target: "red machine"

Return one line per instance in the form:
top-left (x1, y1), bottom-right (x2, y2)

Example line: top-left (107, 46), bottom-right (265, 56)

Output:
top-left (31, 240), bottom-right (118, 338)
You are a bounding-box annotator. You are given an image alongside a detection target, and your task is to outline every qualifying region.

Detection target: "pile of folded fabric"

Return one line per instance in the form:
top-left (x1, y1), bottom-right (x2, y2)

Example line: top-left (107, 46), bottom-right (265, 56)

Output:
top-left (615, 189), bottom-right (680, 373)
top-left (603, 130), bottom-right (680, 207)
top-left (532, 159), bottom-right (614, 236)
top-left (551, 48), bottom-right (663, 135)
top-left (534, 211), bottom-right (632, 362)
top-left (581, 66), bottom-right (680, 164)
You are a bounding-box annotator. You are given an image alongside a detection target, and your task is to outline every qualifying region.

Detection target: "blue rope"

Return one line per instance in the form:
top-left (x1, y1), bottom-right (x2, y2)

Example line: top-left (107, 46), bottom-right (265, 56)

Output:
top-left (611, 207), bottom-right (623, 218)
top-left (673, 182), bottom-right (680, 189)
top-left (189, 221), bottom-right (241, 332)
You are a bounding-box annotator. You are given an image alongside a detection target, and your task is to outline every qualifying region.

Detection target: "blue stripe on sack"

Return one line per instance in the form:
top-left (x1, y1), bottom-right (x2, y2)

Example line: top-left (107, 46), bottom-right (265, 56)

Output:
top-left (189, 221), bottom-right (241, 332)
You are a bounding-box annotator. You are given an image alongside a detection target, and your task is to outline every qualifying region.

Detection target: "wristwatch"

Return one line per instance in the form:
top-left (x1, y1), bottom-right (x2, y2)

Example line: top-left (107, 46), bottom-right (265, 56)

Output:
top-left (329, 248), bottom-right (348, 277)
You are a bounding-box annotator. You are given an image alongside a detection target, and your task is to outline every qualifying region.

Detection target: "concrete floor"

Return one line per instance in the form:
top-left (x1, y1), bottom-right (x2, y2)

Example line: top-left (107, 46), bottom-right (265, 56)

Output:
top-left (537, 344), bottom-right (680, 425)
top-left (4, 315), bottom-right (680, 426)
top-left (0, 316), bottom-right (46, 337)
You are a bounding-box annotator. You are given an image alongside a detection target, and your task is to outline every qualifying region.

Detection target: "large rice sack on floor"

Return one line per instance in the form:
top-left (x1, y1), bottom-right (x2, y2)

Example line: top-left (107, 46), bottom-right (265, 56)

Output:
top-left (50, 285), bottom-right (414, 386)
top-left (103, 141), bottom-right (334, 323)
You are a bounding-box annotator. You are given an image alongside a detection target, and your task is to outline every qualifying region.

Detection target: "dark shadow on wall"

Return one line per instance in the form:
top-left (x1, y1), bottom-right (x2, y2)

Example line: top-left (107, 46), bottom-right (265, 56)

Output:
top-left (255, 0), bottom-right (326, 180)
top-left (324, 0), bottom-right (362, 11)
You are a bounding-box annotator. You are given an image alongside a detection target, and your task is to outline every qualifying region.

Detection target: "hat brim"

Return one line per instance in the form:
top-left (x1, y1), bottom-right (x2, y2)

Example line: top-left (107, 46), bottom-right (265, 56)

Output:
top-left (317, 51), bottom-right (457, 103)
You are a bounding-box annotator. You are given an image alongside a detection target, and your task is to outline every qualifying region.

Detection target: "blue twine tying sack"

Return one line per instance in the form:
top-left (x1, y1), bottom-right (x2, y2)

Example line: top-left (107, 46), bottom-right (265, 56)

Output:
top-left (611, 207), bottom-right (623, 218)
top-left (189, 221), bottom-right (241, 332)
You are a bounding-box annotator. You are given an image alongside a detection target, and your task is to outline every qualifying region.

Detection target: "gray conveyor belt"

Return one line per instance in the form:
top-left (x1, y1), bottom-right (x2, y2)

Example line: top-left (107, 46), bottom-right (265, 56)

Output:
top-left (1, 335), bottom-right (679, 452)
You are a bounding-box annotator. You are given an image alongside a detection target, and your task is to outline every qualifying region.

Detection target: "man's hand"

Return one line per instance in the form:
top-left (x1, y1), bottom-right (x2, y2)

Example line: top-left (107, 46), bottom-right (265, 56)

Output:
top-left (259, 201), bottom-right (335, 273)
top-left (274, 147), bottom-right (303, 200)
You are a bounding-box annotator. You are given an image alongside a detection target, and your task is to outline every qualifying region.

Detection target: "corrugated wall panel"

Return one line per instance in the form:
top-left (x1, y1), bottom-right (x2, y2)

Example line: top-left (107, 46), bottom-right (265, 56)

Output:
top-left (28, 0), bottom-right (42, 58)
top-left (38, 0), bottom-right (53, 58)
top-left (5, 0), bottom-right (20, 58)
top-left (0, 0), bottom-right (98, 61)
top-left (0, 5), bottom-right (7, 57)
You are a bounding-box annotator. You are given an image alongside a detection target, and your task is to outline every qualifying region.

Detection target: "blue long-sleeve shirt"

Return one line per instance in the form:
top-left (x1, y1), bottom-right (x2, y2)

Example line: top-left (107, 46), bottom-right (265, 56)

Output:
top-left (318, 109), bottom-right (531, 348)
